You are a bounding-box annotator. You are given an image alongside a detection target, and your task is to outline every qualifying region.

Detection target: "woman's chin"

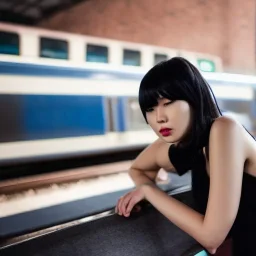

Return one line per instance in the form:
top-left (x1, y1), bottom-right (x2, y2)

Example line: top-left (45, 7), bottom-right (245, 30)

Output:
top-left (160, 136), bottom-right (179, 144)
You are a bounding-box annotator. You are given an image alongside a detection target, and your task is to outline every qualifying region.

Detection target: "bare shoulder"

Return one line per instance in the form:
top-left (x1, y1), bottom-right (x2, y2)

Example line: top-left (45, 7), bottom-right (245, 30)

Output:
top-left (210, 116), bottom-right (243, 139)
top-left (209, 116), bottom-right (247, 158)
top-left (212, 115), bottom-right (241, 129)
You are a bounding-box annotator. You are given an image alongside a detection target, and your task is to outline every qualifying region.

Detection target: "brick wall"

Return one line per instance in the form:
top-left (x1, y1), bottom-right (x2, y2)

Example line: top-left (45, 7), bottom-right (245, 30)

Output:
top-left (224, 0), bottom-right (255, 73)
top-left (39, 0), bottom-right (255, 74)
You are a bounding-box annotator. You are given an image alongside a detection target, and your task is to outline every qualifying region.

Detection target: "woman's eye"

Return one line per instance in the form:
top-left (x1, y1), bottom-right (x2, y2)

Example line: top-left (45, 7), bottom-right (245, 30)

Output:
top-left (164, 101), bottom-right (173, 106)
top-left (145, 107), bottom-right (154, 112)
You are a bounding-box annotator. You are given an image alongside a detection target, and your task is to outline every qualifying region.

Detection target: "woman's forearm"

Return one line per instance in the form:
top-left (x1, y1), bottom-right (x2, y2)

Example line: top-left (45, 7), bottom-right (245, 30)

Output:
top-left (141, 184), bottom-right (217, 253)
top-left (129, 168), bottom-right (157, 188)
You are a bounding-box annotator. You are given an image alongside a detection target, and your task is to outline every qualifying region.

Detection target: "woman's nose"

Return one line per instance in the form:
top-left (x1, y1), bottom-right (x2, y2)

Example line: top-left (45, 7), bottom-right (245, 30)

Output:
top-left (156, 107), bottom-right (167, 123)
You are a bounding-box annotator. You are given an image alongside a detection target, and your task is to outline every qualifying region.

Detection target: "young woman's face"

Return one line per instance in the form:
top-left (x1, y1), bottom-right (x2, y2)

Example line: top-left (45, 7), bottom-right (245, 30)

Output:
top-left (146, 98), bottom-right (193, 144)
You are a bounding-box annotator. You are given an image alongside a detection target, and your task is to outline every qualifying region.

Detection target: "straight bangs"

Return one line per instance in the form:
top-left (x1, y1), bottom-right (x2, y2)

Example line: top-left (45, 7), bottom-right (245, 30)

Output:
top-left (139, 79), bottom-right (192, 121)
top-left (139, 83), bottom-right (175, 112)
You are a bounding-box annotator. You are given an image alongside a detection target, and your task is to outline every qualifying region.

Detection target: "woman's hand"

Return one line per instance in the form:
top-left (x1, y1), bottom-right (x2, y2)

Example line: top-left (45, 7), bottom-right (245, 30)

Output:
top-left (115, 187), bottom-right (146, 217)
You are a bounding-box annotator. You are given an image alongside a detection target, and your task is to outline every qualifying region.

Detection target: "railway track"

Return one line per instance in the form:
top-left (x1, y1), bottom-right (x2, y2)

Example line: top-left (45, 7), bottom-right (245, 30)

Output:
top-left (0, 161), bottom-right (133, 194)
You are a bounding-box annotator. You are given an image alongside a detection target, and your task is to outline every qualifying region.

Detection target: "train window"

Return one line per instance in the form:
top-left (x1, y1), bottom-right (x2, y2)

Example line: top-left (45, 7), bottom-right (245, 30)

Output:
top-left (123, 49), bottom-right (141, 66)
top-left (86, 44), bottom-right (108, 63)
top-left (154, 53), bottom-right (168, 64)
top-left (0, 31), bottom-right (19, 55)
top-left (197, 59), bottom-right (216, 72)
top-left (40, 37), bottom-right (68, 60)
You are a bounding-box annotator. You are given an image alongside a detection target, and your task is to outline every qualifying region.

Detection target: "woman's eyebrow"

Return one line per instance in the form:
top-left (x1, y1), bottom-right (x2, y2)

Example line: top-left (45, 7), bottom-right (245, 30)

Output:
top-left (157, 97), bottom-right (168, 103)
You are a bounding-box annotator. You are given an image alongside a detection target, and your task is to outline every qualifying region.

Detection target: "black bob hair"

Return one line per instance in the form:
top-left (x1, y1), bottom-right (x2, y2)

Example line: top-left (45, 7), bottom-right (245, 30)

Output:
top-left (139, 57), bottom-right (222, 149)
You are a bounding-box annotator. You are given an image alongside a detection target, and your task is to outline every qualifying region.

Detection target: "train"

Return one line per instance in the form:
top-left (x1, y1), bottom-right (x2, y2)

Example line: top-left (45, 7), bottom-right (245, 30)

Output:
top-left (0, 22), bottom-right (255, 163)
top-left (0, 22), bottom-right (223, 71)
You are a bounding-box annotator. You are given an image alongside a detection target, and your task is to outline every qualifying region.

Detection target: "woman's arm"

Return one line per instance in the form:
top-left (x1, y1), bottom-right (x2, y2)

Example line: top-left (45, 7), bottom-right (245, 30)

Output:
top-left (116, 138), bottom-right (176, 216)
top-left (129, 137), bottom-right (175, 188)
top-left (141, 117), bottom-right (245, 253)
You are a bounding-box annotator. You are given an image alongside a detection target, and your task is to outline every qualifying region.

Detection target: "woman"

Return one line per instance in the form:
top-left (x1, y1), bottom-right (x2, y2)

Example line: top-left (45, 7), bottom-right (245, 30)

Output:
top-left (115, 57), bottom-right (256, 255)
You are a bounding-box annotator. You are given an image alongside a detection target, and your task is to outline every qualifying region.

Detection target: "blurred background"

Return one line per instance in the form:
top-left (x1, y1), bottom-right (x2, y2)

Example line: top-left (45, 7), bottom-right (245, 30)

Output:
top-left (0, 0), bottom-right (255, 225)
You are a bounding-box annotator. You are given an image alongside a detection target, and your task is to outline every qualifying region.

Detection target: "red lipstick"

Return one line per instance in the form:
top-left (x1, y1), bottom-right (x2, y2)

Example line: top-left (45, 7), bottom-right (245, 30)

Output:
top-left (159, 128), bottom-right (172, 137)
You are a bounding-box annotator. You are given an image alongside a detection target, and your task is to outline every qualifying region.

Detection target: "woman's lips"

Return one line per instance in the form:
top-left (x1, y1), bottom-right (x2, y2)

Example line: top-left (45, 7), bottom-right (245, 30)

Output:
top-left (159, 128), bottom-right (172, 137)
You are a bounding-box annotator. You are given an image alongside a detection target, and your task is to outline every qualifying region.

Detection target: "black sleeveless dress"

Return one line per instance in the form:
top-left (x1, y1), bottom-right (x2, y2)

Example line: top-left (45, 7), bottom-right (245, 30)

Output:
top-left (168, 126), bottom-right (256, 256)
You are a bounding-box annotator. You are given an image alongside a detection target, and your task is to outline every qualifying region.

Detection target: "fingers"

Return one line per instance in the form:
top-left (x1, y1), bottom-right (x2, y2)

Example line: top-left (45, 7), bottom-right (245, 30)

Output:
top-left (116, 195), bottom-right (128, 216)
top-left (125, 198), bottom-right (135, 216)
top-left (115, 192), bottom-right (142, 217)
top-left (121, 195), bottom-right (132, 217)
top-left (115, 196), bottom-right (124, 215)
top-left (126, 198), bottom-right (140, 216)
top-left (115, 193), bottom-right (133, 217)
